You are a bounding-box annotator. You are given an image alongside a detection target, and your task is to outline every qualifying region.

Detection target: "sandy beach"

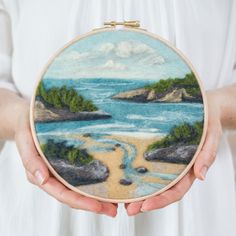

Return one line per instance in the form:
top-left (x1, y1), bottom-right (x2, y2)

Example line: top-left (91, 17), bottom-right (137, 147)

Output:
top-left (68, 133), bottom-right (187, 200)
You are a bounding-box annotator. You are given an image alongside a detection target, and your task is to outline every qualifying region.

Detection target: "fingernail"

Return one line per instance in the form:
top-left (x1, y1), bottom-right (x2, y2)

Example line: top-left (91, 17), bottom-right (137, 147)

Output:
top-left (35, 170), bottom-right (45, 185)
top-left (200, 166), bottom-right (208, 180)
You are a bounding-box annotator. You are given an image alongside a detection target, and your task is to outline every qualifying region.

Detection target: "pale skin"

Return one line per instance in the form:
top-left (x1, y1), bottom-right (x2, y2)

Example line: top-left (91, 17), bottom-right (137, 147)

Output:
top-left (0, 84), bottom-right (236, 217)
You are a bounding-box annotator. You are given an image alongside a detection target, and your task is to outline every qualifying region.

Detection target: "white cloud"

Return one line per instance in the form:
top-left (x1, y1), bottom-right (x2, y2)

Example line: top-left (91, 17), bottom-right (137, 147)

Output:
top-left (56, 40), bottom-right (165, 66)
top-left (140, 53), bottom-right (165, 65)
top-left (47, 40), bottom-right (167, 79)
top-left (55, 51), bottom-right (91, 63)
top-left (99, 60), bottom-right (127, 70)
top-left (98, 43), bottom-right (115, 54)
top-left (114, 41), bottom-right (154, 58)
top-left (115, 41), bottom-right (133, 58)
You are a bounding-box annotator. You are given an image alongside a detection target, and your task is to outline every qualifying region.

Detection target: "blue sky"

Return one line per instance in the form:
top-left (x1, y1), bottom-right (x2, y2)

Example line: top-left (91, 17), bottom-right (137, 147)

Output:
top-left (44, 30), bottom-right (191, 80)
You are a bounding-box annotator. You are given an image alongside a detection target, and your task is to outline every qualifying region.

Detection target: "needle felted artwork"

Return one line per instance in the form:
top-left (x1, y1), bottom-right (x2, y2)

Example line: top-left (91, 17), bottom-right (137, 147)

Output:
top-left (30, 21), bottom-right (207, 203)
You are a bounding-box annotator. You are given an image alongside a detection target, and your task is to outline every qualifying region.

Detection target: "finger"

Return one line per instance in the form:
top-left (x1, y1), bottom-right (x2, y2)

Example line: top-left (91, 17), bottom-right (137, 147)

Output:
top-left (99, 202), bottom-right (118, 217)
top-left (125, 201), bottom-right (143, 216)
top-left (140, 169), bottom-right (196, 212)
top-left (15, 128), bottom-right (50, 185)
top-left (40, 176), bottom-right (119, 217)
top-left (26, 170), bottom-right (118, 217)
top-left (194, 118), bottom-right (222, 180)
top-left (26, 170), bottom-right (37, 185)
top-left (39, 176), bottom-right (102, 211)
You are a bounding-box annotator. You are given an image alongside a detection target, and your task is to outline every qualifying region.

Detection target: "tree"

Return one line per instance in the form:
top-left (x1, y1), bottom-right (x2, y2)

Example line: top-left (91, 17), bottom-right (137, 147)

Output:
top-left (147, 120), bottom-right (204, 151)
top-left (36, 82), bottom-right (98, 112)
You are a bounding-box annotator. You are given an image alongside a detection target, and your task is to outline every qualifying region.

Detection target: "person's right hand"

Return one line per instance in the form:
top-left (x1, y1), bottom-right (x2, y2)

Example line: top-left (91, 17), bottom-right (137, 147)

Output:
top-left (14, 103), bottom-right (118, 217)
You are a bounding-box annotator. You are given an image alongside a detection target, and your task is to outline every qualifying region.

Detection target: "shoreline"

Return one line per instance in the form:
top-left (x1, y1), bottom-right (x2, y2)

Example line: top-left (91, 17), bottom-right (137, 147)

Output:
top-left (67, 133), bottom-right (187, 199)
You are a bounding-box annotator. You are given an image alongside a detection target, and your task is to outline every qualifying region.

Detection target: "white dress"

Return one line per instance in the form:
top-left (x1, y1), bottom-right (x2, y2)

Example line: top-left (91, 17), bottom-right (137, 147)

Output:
top-left (0, 1), bottom-right (236, 235)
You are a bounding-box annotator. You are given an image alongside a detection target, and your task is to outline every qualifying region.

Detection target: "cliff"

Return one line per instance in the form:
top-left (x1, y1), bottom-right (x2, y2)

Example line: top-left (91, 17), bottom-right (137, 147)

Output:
top-left (34, 100), bottom-right (111, 123)
top-left (112, 87), bottom-right (201, 103)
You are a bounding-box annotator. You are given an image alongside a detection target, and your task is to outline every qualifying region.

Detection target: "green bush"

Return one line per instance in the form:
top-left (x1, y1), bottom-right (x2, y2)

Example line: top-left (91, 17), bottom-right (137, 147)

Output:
top-left (147, 120), bottom-right (203, 151)
top-left (36, 81), bottom-right (98, 112)
top-left (41, 139), bottom-right (93, 165)
top-left (144, 72), bottom-right (201, 97)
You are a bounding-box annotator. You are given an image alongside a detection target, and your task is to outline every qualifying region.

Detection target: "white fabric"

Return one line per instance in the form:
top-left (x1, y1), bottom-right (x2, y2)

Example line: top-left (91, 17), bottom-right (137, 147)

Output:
top-left (0, 1), bottom-right (236, 235)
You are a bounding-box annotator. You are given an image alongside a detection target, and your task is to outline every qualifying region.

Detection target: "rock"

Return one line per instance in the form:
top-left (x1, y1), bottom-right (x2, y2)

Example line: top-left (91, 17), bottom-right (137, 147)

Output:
top-left (48, 159), bottom-right (109, 186)
top-left (119, 164), bottom-right (126, 169)
top-left (156, 88), bottom-right (195, 103)
top-left (83, 133), bottom-right (91, 137)
top-left (119, 179), bottom-right (132, 186)
top-left (144, 145), bottom-right (198, 164)
top-left (147, 89), bottom-right (156, 101)
top-left (112, 87), bottom-right (201, 103)
top-left (34, 100), bottom-right (112, 123)
top-left (112, 88), bottom-right (149, 102)
top-left (115, 143), bottom-right (121, 147)
top-left (135, 166), bottom-right (148, 173)
top-left (34, 100), bottom-right (60, 121)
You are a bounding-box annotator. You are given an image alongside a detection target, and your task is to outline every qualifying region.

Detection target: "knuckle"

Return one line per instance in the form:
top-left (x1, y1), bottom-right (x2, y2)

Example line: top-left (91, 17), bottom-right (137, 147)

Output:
top-left (56, 198), bottom-right (64, 205)
top-left (58, 188), bottom-right (68, 203)
top-left (176, 195), bottom-right (183, 202)
top-left (25, 172), bottom-right (35, 185)
top-left (206, 150), bottom-right (217, 163)
top-left (23, 157), bottom-right (33, 171)
top-left (70, 204), bottom-right (78, 210)
top-left (201, 149), bottom-right (216, 163)
top-left (173, 187), bottom-right (183, 202)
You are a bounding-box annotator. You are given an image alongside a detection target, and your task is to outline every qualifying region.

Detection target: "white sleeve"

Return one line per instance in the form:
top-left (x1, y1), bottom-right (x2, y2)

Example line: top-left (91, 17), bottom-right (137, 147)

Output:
top-left (0, 2), bottom-right (18, 93)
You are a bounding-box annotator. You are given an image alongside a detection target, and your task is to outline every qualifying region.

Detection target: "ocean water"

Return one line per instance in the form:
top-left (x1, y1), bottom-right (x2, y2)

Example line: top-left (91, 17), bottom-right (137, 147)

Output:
top-left (36, 78), bottom-right (204, 137)
top-left (35, 78), bottom-right (204, 197)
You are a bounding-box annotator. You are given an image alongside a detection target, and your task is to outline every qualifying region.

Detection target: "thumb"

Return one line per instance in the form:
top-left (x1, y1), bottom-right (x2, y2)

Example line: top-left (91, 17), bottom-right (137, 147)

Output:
top-left (194, 118), bottom-right (222, 180)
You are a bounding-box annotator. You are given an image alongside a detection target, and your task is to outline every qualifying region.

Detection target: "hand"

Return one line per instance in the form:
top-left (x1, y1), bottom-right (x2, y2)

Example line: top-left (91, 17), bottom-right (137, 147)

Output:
top-left (14, 102), bottom-right (117, 217)
top-left (125, 90), bottom-right (223, 216)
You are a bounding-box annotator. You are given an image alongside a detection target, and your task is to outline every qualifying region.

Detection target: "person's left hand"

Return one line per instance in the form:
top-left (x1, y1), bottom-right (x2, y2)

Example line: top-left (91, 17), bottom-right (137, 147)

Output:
top-left (125, 91), bottom-right (223, 216)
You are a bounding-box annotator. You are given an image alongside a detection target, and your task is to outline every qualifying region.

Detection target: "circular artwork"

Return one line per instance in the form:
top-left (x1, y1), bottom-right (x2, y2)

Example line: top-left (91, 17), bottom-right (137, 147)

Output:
top-left (30, 27), bottom-right (207, 203)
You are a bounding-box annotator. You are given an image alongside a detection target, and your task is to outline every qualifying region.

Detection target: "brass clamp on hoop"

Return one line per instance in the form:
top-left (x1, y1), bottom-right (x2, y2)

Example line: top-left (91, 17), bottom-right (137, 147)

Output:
top-left (93, 20), bottom-right (147, 31)
top-left (104, 20), bottom-right (140, 28)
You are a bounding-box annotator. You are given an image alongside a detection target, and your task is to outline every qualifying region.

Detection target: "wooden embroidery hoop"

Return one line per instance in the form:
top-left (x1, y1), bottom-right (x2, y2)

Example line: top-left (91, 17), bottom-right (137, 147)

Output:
top-left (30, 21), bottom-right (208, 203)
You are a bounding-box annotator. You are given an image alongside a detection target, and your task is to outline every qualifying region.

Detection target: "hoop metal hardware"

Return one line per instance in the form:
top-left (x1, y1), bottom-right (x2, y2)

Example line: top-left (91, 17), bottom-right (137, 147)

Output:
top-left (104, 20), bottom-right (140, 28)
top-left (92, 20), bottom-right (147, 31)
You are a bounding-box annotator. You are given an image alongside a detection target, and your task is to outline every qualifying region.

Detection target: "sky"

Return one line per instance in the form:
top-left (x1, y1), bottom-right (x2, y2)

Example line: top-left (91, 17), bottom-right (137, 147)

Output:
top-left (44, 30), bottom-right (191, 80)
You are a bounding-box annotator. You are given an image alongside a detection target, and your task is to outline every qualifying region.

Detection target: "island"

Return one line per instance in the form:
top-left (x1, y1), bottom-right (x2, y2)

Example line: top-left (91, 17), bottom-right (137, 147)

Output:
top-left (112, 72), bottom-right (203, 103)
top-left (34, 81), bottom-right (111, 122)
top-left (41, 139), bottom-right (109, 186)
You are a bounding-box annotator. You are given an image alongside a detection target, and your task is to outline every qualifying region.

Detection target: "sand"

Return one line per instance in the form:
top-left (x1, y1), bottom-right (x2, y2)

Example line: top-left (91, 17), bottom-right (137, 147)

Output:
top-left (68, 133), bottom-right (187, 200)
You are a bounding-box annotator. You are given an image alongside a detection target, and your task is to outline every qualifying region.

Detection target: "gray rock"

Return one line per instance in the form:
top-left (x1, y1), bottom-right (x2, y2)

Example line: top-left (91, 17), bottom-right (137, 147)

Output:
top-left (144, 145), bottom-right (198, 164)
top-left (155, 88), bottom-right (194, 103)
top-left (112, 88), bottom-right (149, 102)
top-left (49, 159), bottom-right (109, 186)
top-left (119, 179), bottom-right (132, 186)
top-left (34, 100), bottom-right (112, 123)
top-left (119, 164), bottom-right (126, 169)
top-left (135, 166), bottom-right (148, 173)
top-left (112, 87), bottom-right (201, 103)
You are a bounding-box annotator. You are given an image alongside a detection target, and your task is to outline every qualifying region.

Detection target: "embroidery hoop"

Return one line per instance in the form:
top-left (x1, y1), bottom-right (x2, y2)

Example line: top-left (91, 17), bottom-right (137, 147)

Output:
top-left (30, 21), bottom-right (208, 203)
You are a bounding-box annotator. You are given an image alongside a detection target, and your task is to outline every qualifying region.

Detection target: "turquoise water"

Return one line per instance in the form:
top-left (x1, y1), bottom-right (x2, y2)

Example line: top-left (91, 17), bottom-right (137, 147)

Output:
top-left (36, 78), bottom-right (204, 136)
top-left (35, 78), bottom-right (204, 197)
